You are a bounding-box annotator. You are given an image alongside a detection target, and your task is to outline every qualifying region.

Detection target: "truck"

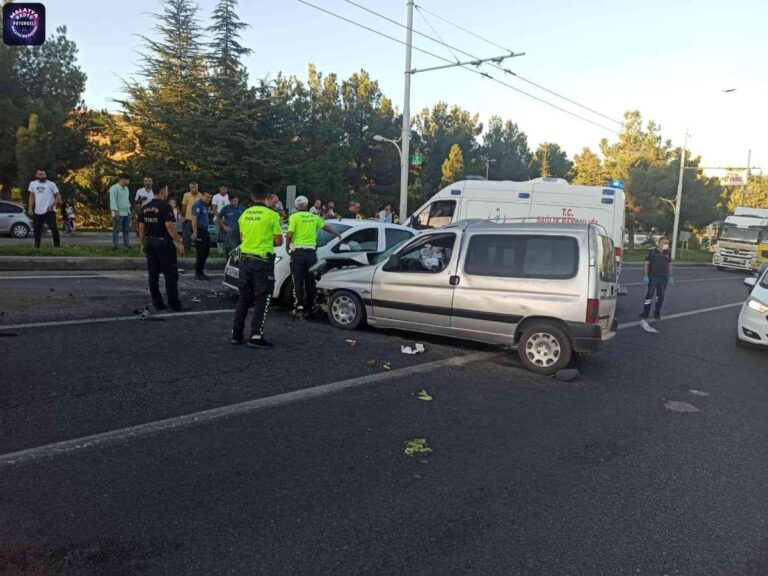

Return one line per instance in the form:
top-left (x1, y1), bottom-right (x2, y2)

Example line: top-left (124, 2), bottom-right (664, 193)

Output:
top-left (405, 177), bottom-right (627, 270)
top-left (712, 207), bottom-right (768, 272)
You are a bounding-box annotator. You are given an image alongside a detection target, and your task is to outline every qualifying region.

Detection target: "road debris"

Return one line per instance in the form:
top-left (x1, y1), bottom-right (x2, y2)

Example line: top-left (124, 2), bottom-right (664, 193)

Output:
top-left (401, 343), bottom-right (425, 355)
top-left (367, 358), bottom-right (377, 366)
top-left (345, 339), bottom-right (357, 347)
top-left (382, 362), bottom-right (392, 370)
top-left (404, 438), bottom-right (432, 457)
top-left (664, 400), bottom-right (701, 413)
top-left (688, 389), bottom-right (711, 397)
top-left (191, 297), bottom-right (202, 303)
top-left (640, 319), bottom-right (659, 333)
top-left (417, 390), bottom-right (433, 402)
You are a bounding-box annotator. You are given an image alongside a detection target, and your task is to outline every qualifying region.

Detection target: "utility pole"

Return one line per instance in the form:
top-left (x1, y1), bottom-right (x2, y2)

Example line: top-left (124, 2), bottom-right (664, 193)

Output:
top-left (399, 0), bottom-right (414, 224)
top-left (671, 131), bottom-right (688, 260)
top-left (747, 149), bottom-right (752, 180)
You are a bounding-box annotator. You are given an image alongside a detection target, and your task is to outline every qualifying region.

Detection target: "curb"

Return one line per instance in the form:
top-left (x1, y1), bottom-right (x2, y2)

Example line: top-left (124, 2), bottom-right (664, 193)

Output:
top-left (0, 257), bottom-right (225, 272)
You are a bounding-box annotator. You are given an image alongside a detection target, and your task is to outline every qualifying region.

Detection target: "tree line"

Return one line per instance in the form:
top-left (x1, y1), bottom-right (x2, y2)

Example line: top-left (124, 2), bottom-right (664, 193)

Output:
top-left (1, 0), bottom-right (764, 232)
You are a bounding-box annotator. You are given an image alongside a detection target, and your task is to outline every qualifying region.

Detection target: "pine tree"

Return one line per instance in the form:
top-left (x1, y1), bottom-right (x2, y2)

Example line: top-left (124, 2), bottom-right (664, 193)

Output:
top-left (440, 144), bottom-right (465, 187)
top-left (572, 147), bottom-right (607, 185)
top-left (207, 0), bottom-right (251, 100)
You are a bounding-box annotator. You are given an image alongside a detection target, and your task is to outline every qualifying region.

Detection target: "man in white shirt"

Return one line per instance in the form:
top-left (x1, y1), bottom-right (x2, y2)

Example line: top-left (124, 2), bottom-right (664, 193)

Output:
top-left (134, 176), bottom-right (154, 209)
top-left (211, 185), bottom-right (230, 220)
top-left (309, 199), bottom-right (323, 216)
top-left (27, 168), bottom-right (61, 248)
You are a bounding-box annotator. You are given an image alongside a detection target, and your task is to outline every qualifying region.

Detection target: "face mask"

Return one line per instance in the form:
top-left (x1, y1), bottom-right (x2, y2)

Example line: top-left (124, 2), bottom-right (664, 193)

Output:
top-left (662, 244), bottom-right (669, 251)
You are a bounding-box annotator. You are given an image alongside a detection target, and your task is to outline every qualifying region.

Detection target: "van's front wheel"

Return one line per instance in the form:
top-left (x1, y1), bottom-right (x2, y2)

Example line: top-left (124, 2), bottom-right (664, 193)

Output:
top-left (327, 290), bottom-right (366, 330)
top-left (518, 322), bottom-right (572, 375)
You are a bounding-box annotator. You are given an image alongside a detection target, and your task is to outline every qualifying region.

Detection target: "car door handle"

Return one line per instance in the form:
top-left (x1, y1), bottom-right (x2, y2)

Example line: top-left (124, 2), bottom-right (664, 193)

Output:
top-left (449, 275), bottom-right (460, 286)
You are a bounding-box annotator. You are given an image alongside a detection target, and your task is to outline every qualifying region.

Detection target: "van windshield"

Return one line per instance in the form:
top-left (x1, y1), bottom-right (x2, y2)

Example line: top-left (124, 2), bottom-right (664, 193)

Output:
top-left (718, 226), bottom-right (762, 244)
top-left (413, 200), bottom-right (456, 229)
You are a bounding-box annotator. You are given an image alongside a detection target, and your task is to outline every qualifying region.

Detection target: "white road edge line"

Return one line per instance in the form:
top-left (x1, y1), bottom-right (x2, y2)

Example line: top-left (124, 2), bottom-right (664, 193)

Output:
top-left (617, 301), bottom-right (743, 330)
top-left (0, 351), bottom-right (497, 468)
top-left (0, 309), bottom-right (235, 330)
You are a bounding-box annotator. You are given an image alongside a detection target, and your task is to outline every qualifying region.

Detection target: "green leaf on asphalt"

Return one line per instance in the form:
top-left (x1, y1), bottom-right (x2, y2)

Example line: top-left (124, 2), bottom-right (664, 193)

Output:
top-left (404, 438), bottom-right (433, 457)
top-left (417, 390), bottom-right (433, 402)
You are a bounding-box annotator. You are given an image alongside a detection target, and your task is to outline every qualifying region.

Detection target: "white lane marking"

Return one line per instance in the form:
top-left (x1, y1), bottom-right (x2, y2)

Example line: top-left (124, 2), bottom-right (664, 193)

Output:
top-left (622, 277), bottom-right (744, 287)
top-left (622, 266), bottom-right (715, 270)
top-left (618, 302), bottom-right (743, 330)
top-left (0, 309), bottom-right (234, 330)
top-left (0, 351), bottom-right (497, 468)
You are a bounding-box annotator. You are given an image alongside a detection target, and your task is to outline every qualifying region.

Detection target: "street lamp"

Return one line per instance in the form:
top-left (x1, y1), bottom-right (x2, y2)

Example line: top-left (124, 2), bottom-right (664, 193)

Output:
top-left (373, 134), bottom-right (402, 157)
top-left (373, 134), bottom-right (405, 220)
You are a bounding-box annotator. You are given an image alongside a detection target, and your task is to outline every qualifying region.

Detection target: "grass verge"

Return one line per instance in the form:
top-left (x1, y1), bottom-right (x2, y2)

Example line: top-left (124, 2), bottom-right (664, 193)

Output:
top-left (623, 248), bottom-right (713, 264)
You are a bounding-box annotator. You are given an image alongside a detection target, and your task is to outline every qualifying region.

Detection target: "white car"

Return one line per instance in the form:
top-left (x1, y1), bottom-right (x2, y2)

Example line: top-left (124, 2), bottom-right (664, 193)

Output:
top-left (738, 264), bottom-right (768, 347)
top-left (0, 200), bottom-right (33, 238)
top-left (223, 219), bottom-right (416, 305)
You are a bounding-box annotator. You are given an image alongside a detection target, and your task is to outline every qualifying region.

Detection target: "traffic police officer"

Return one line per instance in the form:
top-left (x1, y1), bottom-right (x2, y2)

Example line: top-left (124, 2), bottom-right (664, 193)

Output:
top-left (286, 196), bottom-right (342, 318)
top-left (640, 236), bottom-right (674, 321)
top-left (138, 182), bottom-right (185, 311)
top-left (231, 184), bottom-right (283, 347)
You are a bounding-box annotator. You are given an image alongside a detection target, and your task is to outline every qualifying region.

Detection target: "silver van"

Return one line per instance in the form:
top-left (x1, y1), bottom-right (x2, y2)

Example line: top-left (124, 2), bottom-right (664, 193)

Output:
top-left (316, 221), bottom-right (618, 374)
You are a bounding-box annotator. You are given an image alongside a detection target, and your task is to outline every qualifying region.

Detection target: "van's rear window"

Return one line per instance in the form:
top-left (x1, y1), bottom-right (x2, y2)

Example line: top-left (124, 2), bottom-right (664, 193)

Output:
top-left (464, 234), bottom-right (579, 279)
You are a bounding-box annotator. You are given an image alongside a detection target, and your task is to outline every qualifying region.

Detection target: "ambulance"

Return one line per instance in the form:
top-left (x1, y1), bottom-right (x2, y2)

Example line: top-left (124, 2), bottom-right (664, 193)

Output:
top-left (405, 177), bottom-right (627, 270)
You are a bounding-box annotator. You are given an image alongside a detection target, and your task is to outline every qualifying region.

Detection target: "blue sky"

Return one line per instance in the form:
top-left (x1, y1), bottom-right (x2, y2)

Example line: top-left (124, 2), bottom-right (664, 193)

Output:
top-left (46, 0), bottom-right (767, 170)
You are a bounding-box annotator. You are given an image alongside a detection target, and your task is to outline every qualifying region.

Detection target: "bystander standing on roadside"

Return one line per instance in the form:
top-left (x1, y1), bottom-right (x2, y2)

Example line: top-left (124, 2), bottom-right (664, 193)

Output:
top-left (323, 200), bottom-right (338, 219)
top-left (640, 237), bottom-right (674, 322)
top-left (28, 169), bottom-right (61, 248)
top-left (169, 197), bottom-right (182, 222)
top-left (133, 176), bottom-right (154, 237)
top-left (378, 203), bottom-right (393, 223)
top-left (310, 199), bottom-right (323, 216)
top-left (191, 190), bottom-right (213, 281)
top-left (64, 201), bottom-right (76, 235)
top-left (268, 194), bottom-right (288, 221)
top-left (231, 183), bottom-right (283, 348)
top-left (217, 192), bottom-right (245, 256)
top-left (109, 173), bottom-right (132, 249)
top-left (212, 185), bottom-right (230, 221)
top-left (286, 196), bottom-right (342, 318)
top-left (354, 202), bottom-right (364, 220)
top-left (342, 201), bottom-right (357, 219)
top-left (181, 182), bottom-right (200, 251)
top-left (138, 181), bottom-right (186, 311)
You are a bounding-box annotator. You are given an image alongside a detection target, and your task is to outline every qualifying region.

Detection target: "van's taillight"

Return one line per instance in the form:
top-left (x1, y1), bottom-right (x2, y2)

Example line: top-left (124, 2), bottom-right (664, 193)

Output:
top-left (615, 246), bottom-right (622, 259)
top-left (586, 299), bottom-right (600, 324)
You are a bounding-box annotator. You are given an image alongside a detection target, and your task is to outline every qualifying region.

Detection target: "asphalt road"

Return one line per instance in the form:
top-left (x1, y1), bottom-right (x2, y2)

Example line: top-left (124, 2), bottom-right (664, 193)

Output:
top-left (1, 266), bottom-right (766, 575)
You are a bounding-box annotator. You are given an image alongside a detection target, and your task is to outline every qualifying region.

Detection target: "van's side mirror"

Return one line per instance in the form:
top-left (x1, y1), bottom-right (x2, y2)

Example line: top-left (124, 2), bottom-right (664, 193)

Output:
top-left (744, 277), bottom-right (757, 288)
top-left (383, 254), bottom-right (401, 272)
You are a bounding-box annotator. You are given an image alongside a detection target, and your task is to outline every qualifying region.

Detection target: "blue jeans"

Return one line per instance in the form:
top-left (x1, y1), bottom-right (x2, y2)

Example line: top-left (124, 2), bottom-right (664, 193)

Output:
top-left (182, 220), bottom-right (193, 251)
top-left (112, 215), bottom-right (131, 248)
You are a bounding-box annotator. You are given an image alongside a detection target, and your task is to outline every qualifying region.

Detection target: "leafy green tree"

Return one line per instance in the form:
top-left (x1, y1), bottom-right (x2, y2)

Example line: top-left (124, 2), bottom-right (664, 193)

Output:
top-left (413, 103), bottom-right (481, 193)
top-left (441, 144), bottom-right (465, 187)
top-left (727, 176), bottom-right (768, 212)
top-left (530, 142), bottom-right (572, 179)
top-left (481, 116), bottom-right (532, 181)
top-left (571, 147), bottom-right (608, 185)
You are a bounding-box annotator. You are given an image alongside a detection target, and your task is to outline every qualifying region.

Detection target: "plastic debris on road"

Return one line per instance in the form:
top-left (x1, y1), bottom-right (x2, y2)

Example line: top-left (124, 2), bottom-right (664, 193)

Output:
top-left (664, 400), bottom-right (701, 413)
top-left (345, 339), bottom-right (357, 347)
top-left (401, 343), bottom-right (425, 355)
top-left (367, 358), bottom-right (377, 366)
top-left (191, 297), bottom-right (202, 303)
top-left (640, 319), bottom-right (659, 333)
top-left (689, 389), bottom-right (711, 397)
top-left (382, 362), bottom-right (392, 370)
top-left (404, 438), bottom-right (432, 457)
top-left (417, 390), bottom-right (433, 402)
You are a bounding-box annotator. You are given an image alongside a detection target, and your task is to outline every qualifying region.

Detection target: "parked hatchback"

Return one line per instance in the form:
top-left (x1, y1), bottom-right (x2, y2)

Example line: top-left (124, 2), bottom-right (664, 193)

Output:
top-left (0, 201), bottom-right (33, 238)
top-left (317, 221), bottom-right (618, 374)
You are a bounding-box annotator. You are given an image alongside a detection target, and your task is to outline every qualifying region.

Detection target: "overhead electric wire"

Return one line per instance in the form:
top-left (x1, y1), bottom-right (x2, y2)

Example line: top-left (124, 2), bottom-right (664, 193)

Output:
top-left (296, 0), bottom-right (620, 134)
top-left (414, 3), bottom-right (516, 55)
top-left (340, 0), bottom-right (622, 127)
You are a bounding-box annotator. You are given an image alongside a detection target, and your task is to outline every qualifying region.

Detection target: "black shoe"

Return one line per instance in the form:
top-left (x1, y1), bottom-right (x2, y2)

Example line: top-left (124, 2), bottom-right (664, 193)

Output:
top-left (231, 332), bottom-right (243, 345)
top-left (195, 274), bottom-right (211, 281)
top-left (153, 302), bottom-right (167, 311)
top-left (169, 306), bottom-right (190, 313)
top-left (246, 337), bottom-right (274, 349)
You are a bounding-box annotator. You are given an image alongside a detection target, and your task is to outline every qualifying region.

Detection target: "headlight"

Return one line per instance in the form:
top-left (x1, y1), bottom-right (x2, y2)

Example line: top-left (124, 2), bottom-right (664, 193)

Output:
top-left (748, 298), bottom-right (768, 313)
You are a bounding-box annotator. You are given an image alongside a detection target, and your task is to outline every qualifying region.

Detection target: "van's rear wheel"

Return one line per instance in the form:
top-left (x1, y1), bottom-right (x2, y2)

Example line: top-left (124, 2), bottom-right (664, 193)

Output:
top-left (518, 322), bottom-right (572, 375)
top-left (327, 290), bottom-right (366, 330)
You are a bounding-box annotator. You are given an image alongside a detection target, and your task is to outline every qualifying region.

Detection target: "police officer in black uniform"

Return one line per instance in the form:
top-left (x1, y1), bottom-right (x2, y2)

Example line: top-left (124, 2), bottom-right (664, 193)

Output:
top-left (138, 182), bottom-right (186, 311)
top-left (231, 183), bottom-right (284, 348)
top-left (640, 236), bottom-right (674, 321)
